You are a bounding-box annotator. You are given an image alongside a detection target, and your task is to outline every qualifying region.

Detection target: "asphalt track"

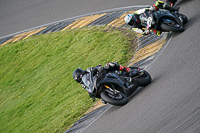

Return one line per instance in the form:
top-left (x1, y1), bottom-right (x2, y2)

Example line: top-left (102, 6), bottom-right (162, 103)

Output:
top-left (1, 0), bottom-right (200, 133)
top-left (81, 1), bottom-right (200, 133)
top-left (0, 0), bottom-right (149, 37)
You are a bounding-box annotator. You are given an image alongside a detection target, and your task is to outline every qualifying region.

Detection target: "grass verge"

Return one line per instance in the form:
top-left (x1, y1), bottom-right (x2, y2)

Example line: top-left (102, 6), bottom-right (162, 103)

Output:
top-left (0, 26), bottom-right (136, 133)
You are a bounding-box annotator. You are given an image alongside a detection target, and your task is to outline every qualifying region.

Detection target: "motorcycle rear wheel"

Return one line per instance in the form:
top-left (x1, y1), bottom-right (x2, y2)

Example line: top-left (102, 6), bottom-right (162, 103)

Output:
top-left (135, 70), bottom-right (152, 87)
top-left (160, 22), bottom-right (184, 32)
top-left (100, 90), bottom-right (128, 106)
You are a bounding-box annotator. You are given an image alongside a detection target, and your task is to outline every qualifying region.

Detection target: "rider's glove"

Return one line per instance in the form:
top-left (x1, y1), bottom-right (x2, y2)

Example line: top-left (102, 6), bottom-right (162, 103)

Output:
top-left (81, 84), bottom-right (86, 89)
top-left (142, 29), bottom-right (150, 35)
top-left (146, 25), bottom-right (150, 29)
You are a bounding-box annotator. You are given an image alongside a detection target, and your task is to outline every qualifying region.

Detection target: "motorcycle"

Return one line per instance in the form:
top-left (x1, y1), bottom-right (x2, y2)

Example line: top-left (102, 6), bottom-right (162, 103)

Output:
top-left (81, 66), bottom-right (151, 106)
top-left (141, 9), bottom-right (188, 32)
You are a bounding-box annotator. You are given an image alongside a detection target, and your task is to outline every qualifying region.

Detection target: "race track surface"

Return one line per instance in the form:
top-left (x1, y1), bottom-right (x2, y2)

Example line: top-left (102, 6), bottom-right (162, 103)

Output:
top-left (0, 0), bottom-right (149, 37)
top-left (82, 1), bottom-right (200, 133)
top-left (1, 0), bottom-right (200, 133)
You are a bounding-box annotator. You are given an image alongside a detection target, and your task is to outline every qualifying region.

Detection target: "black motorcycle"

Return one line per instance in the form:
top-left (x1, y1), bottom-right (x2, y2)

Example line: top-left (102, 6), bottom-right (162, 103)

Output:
top-left (141, 9), bottom-right (188, 32)
top-left (81, 67), bottom-right (151, 106)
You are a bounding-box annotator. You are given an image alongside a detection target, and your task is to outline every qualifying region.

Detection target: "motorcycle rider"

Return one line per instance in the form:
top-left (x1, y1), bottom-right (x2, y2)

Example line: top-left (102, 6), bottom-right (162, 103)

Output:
top-left (73, 62), bottom-right (138, 98)
top-left (124, 0), bottom-right (179, 36)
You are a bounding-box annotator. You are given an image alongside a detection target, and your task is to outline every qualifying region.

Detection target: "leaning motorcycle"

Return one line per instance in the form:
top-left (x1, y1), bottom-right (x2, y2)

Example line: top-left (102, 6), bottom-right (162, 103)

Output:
top-left (143, 9), bottom-right (188, 32)
top-left (81, 67), bottom-right (151, 106)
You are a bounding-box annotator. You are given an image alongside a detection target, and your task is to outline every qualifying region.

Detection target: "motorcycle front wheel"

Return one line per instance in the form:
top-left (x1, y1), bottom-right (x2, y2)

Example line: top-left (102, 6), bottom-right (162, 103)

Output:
top-left (160, 22), bottom-right (184, 32)
top-left (179, 13), bottom-right (188, 24)
top-left (100, 89), bottom-right (128, 106)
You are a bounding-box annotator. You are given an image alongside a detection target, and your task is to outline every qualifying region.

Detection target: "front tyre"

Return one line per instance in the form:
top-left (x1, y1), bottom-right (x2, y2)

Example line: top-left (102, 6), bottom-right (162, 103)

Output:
top-left (179, 13), bottom-right (188, 24)
top-left (100, 90), bottom-right (128, 106)
top-left (135, 71), bottom-right (152, 87)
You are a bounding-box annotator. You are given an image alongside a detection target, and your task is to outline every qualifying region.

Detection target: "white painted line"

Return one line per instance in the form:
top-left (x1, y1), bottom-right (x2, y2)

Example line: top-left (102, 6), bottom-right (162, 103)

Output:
top-left (0, 5), bottom-right (148, 39)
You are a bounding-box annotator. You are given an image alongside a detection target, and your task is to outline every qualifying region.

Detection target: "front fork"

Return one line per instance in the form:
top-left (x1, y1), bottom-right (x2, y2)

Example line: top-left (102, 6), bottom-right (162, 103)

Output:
top-left (174, 11), bottom-right (183, 25)
top-left (104, 85), bottom-right (119, 96)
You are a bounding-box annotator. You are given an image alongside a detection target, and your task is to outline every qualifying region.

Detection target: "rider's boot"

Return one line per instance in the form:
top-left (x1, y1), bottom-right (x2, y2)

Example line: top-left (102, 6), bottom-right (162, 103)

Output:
top-left (165, 0), bottom-right (177, 7)
top-left (157, 31), bottom-right (162, 36)
top-left (153, 30), bottom-right (162, 36)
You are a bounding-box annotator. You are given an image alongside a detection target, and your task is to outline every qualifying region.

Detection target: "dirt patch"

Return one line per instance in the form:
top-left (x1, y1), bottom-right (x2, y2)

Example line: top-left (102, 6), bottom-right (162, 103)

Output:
top-left (84, 100), bottom-right (106, 115)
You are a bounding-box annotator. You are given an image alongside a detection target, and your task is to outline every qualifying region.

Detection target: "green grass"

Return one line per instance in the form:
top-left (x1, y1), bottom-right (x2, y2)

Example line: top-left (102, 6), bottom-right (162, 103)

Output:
top-left (0, 26), bottom-right (136, 133)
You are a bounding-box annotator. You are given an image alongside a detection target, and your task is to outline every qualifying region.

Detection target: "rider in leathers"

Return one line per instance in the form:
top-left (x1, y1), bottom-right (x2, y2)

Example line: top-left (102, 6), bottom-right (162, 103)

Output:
top-left (73, 62), bottom-right (137, 98)
top-left (125, 0), bottom-right (179, 36)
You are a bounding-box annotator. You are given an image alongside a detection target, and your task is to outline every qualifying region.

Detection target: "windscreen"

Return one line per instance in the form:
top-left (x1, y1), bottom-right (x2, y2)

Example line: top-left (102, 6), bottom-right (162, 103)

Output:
top-left (82, 73), bottom-right (94, 93)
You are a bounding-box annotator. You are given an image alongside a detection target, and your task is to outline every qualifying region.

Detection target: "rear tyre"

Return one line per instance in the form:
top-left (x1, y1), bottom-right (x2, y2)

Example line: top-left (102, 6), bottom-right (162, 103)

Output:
top-left (135, 71), bottom-right (152, 87)
top-left (160, 22), bottom-right (184, 32)
top-left (100, 90), bottom-right (128, 106)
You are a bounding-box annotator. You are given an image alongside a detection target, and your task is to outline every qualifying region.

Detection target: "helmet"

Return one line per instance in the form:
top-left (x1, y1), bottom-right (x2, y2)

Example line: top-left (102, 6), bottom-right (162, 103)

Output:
top-left (124, 14), bottom-right (139, 26)
top-left (73, 67), bottom-right (85, 83)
